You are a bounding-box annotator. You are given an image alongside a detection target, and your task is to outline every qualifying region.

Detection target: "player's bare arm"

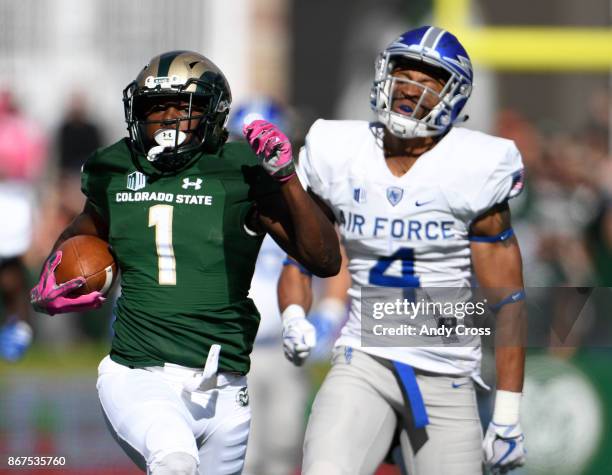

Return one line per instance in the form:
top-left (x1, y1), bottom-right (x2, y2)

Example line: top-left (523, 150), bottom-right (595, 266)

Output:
top-left (50, 200), bottom-right (109, 252)
top-left (470, 201), bottom-right (525, 393)
top-left (275, 190), bottom-right (344, 311)
top-left (278, 257), bottom-right (314, 312)
top-left (275, 256), bottom-right (317, 366)
top-left (272, 195), bottom-right (340, 366)
top-left (471, 201), bottom-right (527, 470)
top-left (257, 183), bottom-right (340, 278)
top-left (243, 121), bottom-right (340, 278)
top-left (276, 227), bottom-right (349, 366)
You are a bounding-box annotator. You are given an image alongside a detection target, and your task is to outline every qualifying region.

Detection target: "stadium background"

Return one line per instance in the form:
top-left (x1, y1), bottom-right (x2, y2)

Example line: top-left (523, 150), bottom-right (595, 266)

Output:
top-left (0, 0), bottom-right (610, 473)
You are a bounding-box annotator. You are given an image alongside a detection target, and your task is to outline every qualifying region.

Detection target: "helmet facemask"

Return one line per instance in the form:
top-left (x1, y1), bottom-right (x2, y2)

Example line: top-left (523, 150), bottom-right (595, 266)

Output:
top-left (371, 54), bottom-right (471, 140)
top-left (370, 26), bottom-right (473, 141)
top-left (123, 51), bottom-right (232, 174)
top-left (124, 79), bottom-right (229, 172)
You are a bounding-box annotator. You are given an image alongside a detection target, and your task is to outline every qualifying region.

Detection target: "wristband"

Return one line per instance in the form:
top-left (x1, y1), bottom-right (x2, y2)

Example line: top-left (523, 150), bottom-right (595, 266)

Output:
top-left (492, 389), bottom-right (522, 426)
top-left (281, 304), bottom-right (306, 322)
top-left (489, 290), bottom-right (526, 313)
top-left (469, 228), bottom-right (514, 243)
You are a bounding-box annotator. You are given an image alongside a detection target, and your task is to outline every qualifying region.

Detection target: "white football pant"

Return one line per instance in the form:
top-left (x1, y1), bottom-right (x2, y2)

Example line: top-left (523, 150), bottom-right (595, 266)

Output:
top-left (97, 355), bottom-right (251, 475)
top-left (303, 347), bottom-right (483, 475)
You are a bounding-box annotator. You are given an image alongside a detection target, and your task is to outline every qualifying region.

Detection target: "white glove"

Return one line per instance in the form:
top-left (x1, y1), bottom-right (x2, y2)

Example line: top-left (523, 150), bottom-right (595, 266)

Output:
top-left (281, 305), bottom-right (316, 366)
top-left (483, 422), bottom-right (526, 473)
top-left (483, 390), bottom-right (526, 473)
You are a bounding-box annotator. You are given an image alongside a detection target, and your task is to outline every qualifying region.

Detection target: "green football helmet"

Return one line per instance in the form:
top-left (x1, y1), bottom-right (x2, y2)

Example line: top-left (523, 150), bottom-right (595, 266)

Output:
top-left (123, 50), bottom-right (232, 173)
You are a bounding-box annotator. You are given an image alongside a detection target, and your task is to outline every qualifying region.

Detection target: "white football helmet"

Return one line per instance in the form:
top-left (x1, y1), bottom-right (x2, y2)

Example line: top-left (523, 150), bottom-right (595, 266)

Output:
top-left (371, 26), bottom-right (473, 139)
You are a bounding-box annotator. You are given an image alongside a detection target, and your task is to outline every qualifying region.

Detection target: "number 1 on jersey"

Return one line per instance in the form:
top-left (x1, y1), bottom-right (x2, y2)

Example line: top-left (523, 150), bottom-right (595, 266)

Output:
top-left (148, 205), bottom-right (177, 285)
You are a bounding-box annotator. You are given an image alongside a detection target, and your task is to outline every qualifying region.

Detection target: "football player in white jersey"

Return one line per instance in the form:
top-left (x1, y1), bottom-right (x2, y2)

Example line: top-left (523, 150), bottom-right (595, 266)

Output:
top-left (277, 26), bottom-right (527, 474)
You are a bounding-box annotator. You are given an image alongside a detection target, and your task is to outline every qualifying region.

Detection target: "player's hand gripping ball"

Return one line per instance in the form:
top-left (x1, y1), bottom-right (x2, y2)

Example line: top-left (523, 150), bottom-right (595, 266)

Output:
top-left (31, 236), bottom-right (117, 315)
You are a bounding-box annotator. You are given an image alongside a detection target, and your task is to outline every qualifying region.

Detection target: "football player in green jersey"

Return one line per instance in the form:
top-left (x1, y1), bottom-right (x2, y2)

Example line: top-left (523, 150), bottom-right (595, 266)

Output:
top-left (30, 51), bottom-right (340, 475)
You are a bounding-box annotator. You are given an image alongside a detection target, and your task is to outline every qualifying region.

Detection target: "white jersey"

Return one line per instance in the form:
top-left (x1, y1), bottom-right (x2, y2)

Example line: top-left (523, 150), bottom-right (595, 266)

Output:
top-left (249, 235), bottom-right (285, 343)
top-left (297, 119), bottom-right (524, 377)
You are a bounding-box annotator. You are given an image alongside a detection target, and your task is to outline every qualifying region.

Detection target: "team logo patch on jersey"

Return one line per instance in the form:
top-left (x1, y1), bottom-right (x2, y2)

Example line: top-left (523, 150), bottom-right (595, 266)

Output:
top-left (236, 386), bottom-right (249, 407)
top-left (353, 188), bottom-right (367, 203)
top-left (127, 171), bottom-right (147, 191)
top-left (182, 177), bottom-right (203, 190)
top-left (386, 187), bottom-right (404, 206)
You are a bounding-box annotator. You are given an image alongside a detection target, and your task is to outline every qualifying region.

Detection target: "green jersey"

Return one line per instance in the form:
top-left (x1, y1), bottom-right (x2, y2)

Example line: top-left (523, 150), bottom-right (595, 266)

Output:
top-left (81, 139), bottom-right (279, 373)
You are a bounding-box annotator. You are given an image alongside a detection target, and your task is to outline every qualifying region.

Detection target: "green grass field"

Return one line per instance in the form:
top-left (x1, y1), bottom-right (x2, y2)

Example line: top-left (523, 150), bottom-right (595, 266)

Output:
top-left (0, 343), bottom-right (109, 374)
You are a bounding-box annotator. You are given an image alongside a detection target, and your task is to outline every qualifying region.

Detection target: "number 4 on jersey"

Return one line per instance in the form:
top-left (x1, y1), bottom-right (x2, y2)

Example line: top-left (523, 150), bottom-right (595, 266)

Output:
top-left (368, 247), bottom-right (420, 288)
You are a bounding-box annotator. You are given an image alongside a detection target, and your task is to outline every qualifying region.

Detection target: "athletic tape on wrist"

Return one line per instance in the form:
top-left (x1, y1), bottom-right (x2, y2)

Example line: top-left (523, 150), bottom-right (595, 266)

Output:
top-left (281, 304), bottom-right (306, 321)
top-left (492, 389), bottom-right (522, 426)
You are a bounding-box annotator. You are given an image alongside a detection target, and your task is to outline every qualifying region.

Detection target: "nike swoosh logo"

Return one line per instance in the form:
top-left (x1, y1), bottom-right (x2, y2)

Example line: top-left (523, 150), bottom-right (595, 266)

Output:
top-left (451, 381), bottom-right (469, 388)
top-left (415, 199), bottom-right (434, 207)
top-left (495, 439), bottom-right (517, 466)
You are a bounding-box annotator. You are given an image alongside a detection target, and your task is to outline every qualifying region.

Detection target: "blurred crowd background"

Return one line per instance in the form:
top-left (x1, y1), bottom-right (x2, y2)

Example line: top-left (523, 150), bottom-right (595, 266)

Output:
top-left (0, 0), bottom-right (610, 474)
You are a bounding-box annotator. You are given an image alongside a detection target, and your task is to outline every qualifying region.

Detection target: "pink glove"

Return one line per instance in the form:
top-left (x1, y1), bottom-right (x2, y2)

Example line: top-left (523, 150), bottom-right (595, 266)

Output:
top-left (30, 251), bottom-right (106, 316)
top-left (243, 119), bottom-right (296, 182)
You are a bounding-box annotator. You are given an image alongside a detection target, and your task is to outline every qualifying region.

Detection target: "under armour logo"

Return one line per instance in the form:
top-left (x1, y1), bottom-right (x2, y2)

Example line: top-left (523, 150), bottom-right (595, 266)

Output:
top-left (182, 178), bottom-right (203, 190)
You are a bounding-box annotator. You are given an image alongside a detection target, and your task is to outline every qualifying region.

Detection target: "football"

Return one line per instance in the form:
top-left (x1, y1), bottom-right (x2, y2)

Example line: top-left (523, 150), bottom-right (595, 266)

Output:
top-left (54, 235), bottom-right (118, 296)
